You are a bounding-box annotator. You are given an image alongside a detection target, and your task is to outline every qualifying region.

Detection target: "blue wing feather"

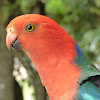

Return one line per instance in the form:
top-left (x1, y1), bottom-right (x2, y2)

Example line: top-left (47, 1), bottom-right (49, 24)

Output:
top-left (76, 82), bottom-right (100, 100)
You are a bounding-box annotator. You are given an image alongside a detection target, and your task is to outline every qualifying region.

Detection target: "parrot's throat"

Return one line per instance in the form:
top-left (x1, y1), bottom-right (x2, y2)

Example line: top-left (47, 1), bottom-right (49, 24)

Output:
top-left (28, 49), bottom-right (80, 100)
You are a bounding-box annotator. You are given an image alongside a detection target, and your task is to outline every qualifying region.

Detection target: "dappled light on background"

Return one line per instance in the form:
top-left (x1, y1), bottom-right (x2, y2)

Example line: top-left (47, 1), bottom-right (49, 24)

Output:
top-left (13, 57), bottom-right (36, 100)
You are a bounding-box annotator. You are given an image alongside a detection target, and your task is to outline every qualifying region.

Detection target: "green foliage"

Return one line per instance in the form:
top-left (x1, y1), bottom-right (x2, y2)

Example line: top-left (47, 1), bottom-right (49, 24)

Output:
top-left (19, 79), bottom-right (36, 100)
top-left (80, 28), bottom-right (100, 63)
top-left (0, 0), bottom-right (37, 24)
top-left (16, 0), bottom-right (36, 13)
top-left (95, 0), bottom-right (100, 7)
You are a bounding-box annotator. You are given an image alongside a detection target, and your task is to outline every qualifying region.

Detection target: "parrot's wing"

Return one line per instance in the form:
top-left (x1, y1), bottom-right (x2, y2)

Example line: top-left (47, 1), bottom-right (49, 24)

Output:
top-left (75, 82), bottom-right (100, 100)
top-left (74, 43), bottom-right (100, 83)
top-left (75, 43), bottom-right (100, 100)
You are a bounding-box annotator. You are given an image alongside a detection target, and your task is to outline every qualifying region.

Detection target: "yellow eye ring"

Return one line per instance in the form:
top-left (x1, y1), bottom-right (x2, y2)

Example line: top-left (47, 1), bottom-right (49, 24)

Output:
top-left (25, 24), bottom-right (35, 32)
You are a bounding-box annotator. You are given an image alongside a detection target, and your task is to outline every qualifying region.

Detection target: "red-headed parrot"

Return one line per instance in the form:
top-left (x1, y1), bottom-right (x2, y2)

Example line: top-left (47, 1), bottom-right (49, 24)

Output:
top-left (6, 14), bottom-right (100, 100)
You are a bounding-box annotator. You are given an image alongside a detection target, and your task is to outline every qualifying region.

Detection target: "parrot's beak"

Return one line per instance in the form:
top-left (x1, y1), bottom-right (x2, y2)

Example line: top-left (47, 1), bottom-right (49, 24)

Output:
top-left (6, 33), bottom-right (22, 52)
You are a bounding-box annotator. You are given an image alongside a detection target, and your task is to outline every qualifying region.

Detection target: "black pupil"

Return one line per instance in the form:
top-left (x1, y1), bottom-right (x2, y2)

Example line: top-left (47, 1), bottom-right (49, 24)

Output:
top-left (28, 25), bottom-right (32, 30)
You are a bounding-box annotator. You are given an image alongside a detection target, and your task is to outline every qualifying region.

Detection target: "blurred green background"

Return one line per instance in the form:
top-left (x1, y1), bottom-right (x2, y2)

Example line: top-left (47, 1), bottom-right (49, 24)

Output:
top-left (0, 0), bottom-right (100, 100)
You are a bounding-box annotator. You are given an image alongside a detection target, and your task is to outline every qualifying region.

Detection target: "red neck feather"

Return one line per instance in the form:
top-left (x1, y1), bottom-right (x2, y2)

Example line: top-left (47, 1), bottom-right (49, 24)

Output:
top-left (18, 16), bottom-right (81, 100)
top-left (26, 31), bottom-right (80, 100)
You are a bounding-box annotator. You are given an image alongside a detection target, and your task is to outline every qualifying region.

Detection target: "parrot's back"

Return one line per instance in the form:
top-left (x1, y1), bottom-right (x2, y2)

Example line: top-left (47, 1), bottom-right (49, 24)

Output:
top-left (75, 44), bottom-right (100, 100)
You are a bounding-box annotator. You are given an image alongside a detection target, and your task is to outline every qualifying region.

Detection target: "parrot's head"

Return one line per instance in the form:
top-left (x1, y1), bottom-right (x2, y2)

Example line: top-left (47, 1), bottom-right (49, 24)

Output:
top-left (6, 14), bottom-right (74, 57)
top-left (6, 14), bottom-right (51, 52)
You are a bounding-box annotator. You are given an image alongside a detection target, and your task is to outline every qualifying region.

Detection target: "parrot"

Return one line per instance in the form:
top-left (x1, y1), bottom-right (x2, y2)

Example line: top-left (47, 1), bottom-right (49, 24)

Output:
top-left (6, 14), bottom-right (100, 100)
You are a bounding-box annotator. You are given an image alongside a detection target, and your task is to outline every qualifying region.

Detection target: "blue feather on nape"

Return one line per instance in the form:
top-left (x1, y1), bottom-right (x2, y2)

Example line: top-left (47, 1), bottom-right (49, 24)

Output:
top-left (75, 43), bottom-right (82, 57)
top-left (74, 43), bottom-right (84, 65)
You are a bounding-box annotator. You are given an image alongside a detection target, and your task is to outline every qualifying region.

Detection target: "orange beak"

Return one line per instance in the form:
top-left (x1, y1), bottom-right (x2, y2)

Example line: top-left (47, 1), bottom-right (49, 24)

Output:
top-left (6, 33), bottom-right (22, 52)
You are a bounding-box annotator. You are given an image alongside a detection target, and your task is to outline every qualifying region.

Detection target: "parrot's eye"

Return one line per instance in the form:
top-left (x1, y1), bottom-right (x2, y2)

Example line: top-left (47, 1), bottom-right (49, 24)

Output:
top-left (25, 24), bottom-right (35, 32)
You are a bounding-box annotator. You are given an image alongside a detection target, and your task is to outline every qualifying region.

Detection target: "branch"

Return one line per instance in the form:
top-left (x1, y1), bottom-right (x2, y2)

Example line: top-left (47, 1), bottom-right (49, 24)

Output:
top-left (13, 51), bottom-right (46, 100)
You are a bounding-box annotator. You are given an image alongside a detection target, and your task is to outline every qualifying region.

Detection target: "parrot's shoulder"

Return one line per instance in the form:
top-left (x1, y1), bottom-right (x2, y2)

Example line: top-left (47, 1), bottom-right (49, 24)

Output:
top-left (74, 43), bottom-right (100, 83)
top-left (74, 43), bottom-right (100, 100)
